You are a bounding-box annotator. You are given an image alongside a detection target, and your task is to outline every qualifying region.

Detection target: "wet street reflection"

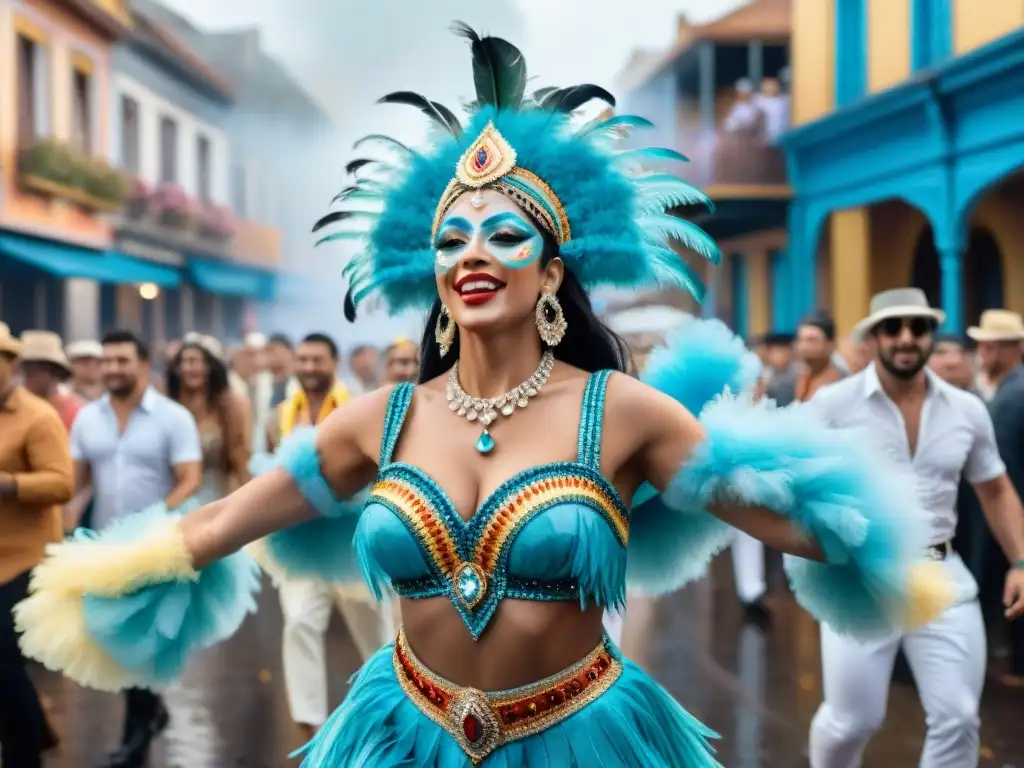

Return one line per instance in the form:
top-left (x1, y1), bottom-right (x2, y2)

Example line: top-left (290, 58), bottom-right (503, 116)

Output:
top-left (34, 563), bottom-right (1024, 767)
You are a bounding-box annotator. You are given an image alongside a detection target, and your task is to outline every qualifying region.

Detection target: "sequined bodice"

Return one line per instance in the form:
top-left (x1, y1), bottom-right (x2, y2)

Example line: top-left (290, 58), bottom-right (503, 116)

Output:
top-left (356, 372), bottom-right (629, 638)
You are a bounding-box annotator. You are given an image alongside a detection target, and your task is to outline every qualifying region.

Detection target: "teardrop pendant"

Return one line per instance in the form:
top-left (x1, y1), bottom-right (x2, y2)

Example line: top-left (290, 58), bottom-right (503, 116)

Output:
top-left (475, 429), bottom-right (495, 455)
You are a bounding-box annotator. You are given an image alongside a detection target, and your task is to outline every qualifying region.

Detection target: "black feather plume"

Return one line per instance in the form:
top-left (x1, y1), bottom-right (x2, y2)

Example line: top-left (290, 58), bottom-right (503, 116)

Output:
top-left (343, 288), bottom-right (357, 322)
top-left (378, 92), bottom-right (461, 137)
top-left (312, 210), bottom-right (363, 233)
top-left (540, 85), bottom-right (616, 114)
top-left (451, 21), bottom-right (527, 110)
top-left (345, 158), bottom-right (374, 175)
top-left (430, 102), bottom-right (463, 136)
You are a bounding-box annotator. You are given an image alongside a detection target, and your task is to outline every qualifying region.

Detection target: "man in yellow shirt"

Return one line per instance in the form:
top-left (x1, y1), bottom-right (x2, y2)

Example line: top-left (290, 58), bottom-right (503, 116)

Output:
top-left (269, 333), bottom-right (392, 743)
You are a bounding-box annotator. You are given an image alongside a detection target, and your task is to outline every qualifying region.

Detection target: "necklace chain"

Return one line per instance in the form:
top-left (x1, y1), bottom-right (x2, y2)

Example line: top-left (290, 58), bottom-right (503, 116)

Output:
top-left (446, 351), bottom-right (555, 427)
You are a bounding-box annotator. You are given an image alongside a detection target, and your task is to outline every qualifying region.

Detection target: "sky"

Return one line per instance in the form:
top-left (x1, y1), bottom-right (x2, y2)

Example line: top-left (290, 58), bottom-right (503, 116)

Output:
top-left (162, 0), bottom-right (746, 345)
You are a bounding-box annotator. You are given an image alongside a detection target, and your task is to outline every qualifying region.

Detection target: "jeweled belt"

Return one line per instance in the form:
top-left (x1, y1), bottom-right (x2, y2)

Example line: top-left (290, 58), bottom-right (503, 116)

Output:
top-left (393, 627), bottom-right (622, 764)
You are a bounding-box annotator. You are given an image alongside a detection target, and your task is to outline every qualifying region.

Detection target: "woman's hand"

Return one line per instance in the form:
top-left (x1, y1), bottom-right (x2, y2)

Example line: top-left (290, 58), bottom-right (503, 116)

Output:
top-left (181, 386), bottom-right (391, 569)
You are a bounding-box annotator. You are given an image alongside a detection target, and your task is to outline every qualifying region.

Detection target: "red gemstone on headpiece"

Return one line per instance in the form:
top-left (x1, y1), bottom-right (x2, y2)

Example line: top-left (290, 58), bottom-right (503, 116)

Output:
top-left (462, 713), bottom-right (484, 743)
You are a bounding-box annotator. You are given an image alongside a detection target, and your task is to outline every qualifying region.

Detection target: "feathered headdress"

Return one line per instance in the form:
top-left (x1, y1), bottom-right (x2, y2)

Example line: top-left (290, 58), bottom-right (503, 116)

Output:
top-left (314, 22), bottom-right (720, 321)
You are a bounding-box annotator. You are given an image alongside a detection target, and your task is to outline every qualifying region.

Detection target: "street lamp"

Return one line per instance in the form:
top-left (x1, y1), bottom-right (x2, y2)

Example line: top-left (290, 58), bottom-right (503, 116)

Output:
top-left (138, 282), bottom-right (159, 301)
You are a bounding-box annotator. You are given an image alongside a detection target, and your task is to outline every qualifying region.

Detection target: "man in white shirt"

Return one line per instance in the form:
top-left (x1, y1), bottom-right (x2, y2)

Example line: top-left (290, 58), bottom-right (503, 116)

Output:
top-left (807, 288), bottom-right (1024, 768)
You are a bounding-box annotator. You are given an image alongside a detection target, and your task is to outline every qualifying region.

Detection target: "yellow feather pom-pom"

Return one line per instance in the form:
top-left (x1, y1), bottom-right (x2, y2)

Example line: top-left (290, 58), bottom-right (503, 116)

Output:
top-left (902, 560), bottom-right (957, 629)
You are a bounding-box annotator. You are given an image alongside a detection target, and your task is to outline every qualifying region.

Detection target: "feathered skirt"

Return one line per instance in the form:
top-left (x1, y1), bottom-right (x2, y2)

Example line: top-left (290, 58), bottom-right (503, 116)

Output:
top-left (298, 629), bottom-right (720, 767)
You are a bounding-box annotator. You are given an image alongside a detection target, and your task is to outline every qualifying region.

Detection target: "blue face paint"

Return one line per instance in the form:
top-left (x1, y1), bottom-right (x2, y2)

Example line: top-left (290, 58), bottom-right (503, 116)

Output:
top-left (480, 212), bottom-right (541, 270)
top-left (434, 216), bottom-right (472, 274)
top-left (433, 211), bottom-right (541, 274)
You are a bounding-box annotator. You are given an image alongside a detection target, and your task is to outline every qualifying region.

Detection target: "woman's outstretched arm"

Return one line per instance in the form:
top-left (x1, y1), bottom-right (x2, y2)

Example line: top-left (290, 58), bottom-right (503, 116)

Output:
top-left (182, 386), bottom-right (390, 568)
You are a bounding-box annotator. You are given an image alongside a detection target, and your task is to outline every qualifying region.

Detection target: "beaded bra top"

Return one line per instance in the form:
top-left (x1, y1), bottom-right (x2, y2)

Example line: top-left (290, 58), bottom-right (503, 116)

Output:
top-left (355, 371), bottom-right (629, 638)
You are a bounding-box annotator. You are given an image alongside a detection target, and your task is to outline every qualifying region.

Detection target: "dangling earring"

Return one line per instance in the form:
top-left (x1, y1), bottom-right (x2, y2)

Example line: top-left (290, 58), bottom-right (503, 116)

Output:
top-left (435, 303), bottom-right (456, 356)
top-left (535, 293), bottom-right (567, 347)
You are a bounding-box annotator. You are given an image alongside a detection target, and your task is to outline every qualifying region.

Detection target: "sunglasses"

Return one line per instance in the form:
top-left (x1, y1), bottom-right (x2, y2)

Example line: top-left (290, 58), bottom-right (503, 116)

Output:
top-left (876, 316), bottom-right (936, 338)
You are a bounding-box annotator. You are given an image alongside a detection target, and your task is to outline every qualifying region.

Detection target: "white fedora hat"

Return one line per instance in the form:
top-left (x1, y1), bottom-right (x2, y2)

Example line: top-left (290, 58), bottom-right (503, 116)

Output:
top-left (851, 288), bottom-right (946, 340)
top-left (20, 330), bottom-right (72, 376)
top-left (65, 339), bottom-right (103, 360)
top-left (966, 309), bottom-right (1024, 342)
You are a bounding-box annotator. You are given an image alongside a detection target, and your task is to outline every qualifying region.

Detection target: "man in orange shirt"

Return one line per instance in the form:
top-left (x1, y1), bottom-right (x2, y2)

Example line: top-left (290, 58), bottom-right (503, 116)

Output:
top-left (794, 312), bottom-right (845, 402)
top-left (20, 330), bottom-right (81, 431)
top-left (0, 322), bottom-right (73, 768)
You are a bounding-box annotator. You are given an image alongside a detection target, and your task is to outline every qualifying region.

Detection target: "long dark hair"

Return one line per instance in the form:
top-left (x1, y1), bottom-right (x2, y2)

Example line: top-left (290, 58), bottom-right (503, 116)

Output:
top-left (418, 226), bottom-right (632, 382)
top-left (166, 341), bottom-right (231, 405)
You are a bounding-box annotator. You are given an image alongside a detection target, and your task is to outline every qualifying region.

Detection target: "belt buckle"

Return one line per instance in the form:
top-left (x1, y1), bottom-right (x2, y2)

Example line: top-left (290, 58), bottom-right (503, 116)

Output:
top-left (449, 689), bottom-right (502, 764)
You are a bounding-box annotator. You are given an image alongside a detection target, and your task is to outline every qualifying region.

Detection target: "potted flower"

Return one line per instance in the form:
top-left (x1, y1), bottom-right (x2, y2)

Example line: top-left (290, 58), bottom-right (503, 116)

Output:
top-left (150, 183), bottom-right (190, 228)
top-left (198, 203), bottom-right (237, 241)
top-left (125, 176), bottom-right (150, 218)
top-left (18, 138), bottom-right (77, 190)
top-left (81, 159), bottom-right (128, 211)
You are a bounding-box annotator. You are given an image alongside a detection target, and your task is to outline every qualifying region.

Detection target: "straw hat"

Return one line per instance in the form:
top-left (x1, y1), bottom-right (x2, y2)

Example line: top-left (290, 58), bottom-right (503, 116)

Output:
top-left (851, 288), bottom-right (946, 340)
top-left (20, 330), bottom-right (72, 375)
top-left (966, 309), bottom-right (1024, 343)
top-left (65, 339), bottom-right (103, 360)
top-left (0, 322), bottom-right (22, 357)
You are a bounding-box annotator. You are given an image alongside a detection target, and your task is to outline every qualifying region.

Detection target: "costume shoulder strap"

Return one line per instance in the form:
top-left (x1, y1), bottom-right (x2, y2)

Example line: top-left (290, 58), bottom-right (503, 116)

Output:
top-left (576, 370), bottom-right (613, 471)
top-left (379, 382), bottom-right (415, 466)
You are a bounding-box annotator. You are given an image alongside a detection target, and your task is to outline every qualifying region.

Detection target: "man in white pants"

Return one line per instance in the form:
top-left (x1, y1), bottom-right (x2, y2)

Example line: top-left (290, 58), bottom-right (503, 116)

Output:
top-left (807, 289), bottom-right (1024, 768)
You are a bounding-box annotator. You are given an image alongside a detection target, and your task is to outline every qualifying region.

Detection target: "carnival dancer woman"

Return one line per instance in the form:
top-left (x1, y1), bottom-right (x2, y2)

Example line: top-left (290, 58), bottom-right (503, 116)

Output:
top-left (16, 25), bottom-right (953, 767)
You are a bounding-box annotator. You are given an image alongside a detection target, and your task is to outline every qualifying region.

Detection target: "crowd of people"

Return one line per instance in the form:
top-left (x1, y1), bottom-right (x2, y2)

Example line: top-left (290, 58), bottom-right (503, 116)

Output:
top-left (0, 323), bottom-right (421, 767)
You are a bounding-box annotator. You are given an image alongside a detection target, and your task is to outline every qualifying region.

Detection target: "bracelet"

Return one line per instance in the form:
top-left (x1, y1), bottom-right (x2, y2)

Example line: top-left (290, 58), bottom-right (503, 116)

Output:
top-left (1014, 559), bottom-right (1024, 571)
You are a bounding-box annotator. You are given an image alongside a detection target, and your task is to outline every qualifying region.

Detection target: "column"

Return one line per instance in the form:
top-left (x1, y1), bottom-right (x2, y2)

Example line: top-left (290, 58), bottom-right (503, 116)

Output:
top-left (731, 253), bottom-right (750, 338)
top-left (769, 248), bottom-right (792, 331)
top-left (747, 248), bottom-right (771, 337)
top-left (180, 284), bottom-right (195, 332)
top-left (747, 40), bottom-right (764, 89)
top-left (698, 42), bottom-right (716, 132)
top-left (829, 208), bottom-right (872, 337)
top-left (787, 203), bottom-right (817, 329)
top-left (702, 266), bottom-right (718, 320)
top-left (63, 278), bottom-right (99, 341)
top-left (939, 247), bottom-right (963, 332)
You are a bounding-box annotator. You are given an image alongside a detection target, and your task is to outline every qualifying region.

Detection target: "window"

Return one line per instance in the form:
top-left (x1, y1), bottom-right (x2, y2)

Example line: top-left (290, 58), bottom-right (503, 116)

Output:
top-left (196, 134), bottom-right (211, 202)
top-left (834, 0), bottom-right (867, 107)
top-left (911, 0), bottom-right (952, 71)
top-left (159, 116), bottom-right (178, 183)
top-left (16, 35), bottom-right (38, 145)
top-left (120, 96), bottom-right (140, 172)
top-left (231, 163), bottom-right (247, 217)
top-left (71, 65), bottom-right (92, 153)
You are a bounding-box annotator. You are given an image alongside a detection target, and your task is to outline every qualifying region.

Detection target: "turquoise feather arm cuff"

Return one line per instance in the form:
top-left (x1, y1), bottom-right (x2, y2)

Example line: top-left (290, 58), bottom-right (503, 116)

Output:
top-left (265, 427), bottom-right (354, 519)
top-left (247, 430), bottom-right (367, 588)
top-left (14, 502), bottom-right (260, 692)
top-left (629, 317), bottom-right (952, 635)
top-left (669, 394), bottom-right (953, 636)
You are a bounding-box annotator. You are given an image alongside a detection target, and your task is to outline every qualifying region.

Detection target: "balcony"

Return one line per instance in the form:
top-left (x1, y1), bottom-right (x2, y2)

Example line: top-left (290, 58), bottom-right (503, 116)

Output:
top-left (231, 219), bottom-right (281, 267)
top-left (116, 181), bottom-right (234, 261)
top-left (673, 122), bottom-right (789, 194)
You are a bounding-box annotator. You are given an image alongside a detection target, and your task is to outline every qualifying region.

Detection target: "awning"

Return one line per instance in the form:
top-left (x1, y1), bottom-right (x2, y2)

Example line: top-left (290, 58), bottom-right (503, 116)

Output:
top-left (186, 256), bottom-right (275, 300)
top-left (0, 233), bottom-right (180, 287)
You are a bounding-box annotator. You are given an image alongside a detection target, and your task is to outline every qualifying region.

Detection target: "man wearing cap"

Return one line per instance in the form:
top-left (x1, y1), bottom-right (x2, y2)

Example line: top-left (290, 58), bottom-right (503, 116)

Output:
top-left (66, 340), bottom-right (104, 402)
top-left (806, 288), bottom-right (1024, 768)
top-left (966, 310), bottom-right (1024, 686)
top-left (20, 331), bottom-right (82, 431)
top-left (0, 322), bottom-right (73, 767)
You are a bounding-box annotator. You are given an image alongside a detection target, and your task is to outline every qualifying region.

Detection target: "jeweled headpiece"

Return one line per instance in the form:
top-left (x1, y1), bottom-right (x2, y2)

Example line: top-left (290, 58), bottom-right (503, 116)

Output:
top-left (314, 22), bottom-right (720, 320)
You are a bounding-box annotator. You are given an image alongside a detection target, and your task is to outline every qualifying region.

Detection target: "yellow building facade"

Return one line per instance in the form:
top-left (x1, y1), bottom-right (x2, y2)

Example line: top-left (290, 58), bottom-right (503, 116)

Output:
top-left (0, 0), bottom-right (130, 247)
top-left (783, 0), bottom-right (1024, 335)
